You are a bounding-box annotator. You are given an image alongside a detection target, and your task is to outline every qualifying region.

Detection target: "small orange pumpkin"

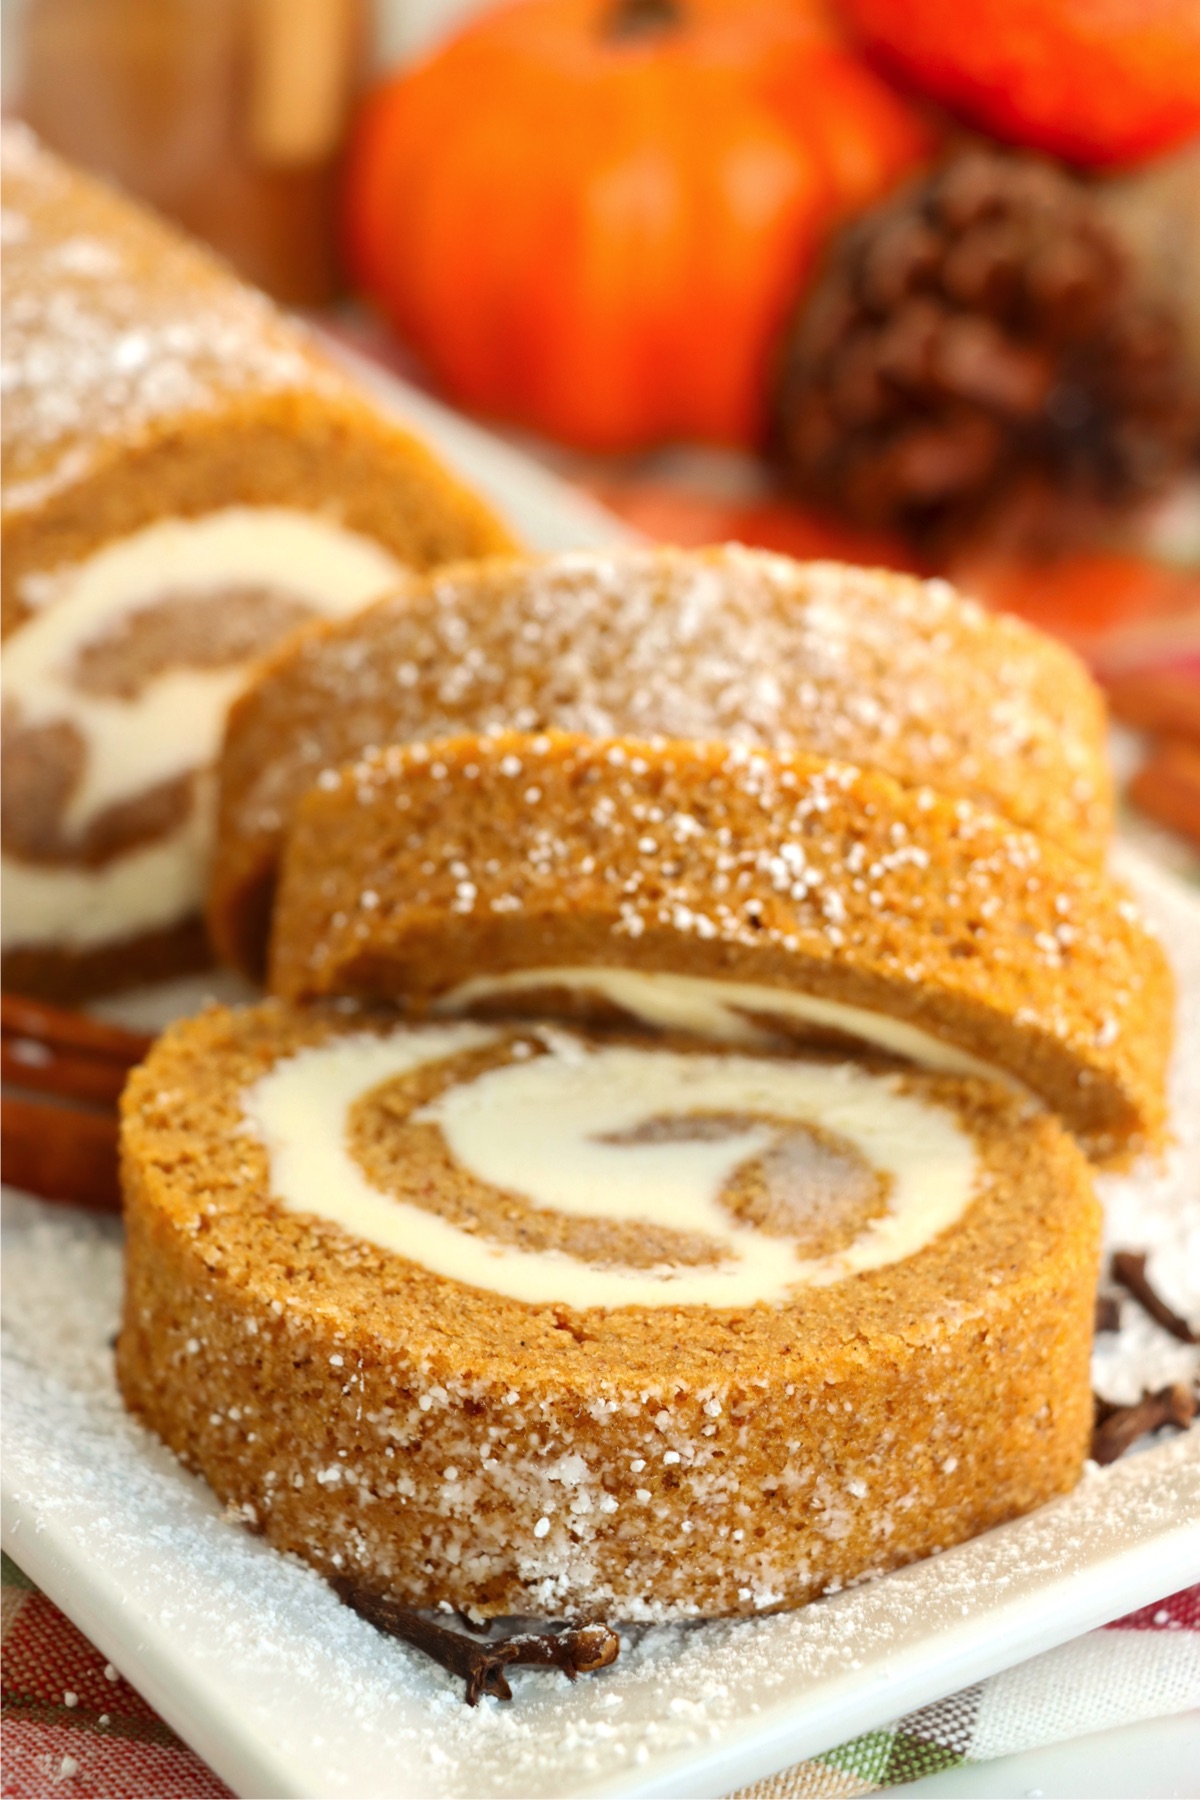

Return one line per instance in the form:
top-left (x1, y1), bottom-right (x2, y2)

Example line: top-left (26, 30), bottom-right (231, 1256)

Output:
top-left (345, 0), bottom-right (932, 450)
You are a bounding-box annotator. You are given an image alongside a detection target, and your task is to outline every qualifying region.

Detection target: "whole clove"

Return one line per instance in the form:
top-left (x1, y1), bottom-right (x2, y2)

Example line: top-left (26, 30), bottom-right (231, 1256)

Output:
top-left (1094, 1295), bottom-right (1121, 1334)
top-left (1111, 1251), bottom-right (1199, 1345)
top-left (332, 1578), bottom-right (619, 1705)
top-left (1090, 1383), bottom-right (1197, 1466)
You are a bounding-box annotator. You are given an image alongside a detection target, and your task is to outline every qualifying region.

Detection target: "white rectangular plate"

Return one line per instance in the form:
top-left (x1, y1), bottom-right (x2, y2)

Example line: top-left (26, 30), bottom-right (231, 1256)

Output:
top-left (4, 362), bottom-right (1200, 1800)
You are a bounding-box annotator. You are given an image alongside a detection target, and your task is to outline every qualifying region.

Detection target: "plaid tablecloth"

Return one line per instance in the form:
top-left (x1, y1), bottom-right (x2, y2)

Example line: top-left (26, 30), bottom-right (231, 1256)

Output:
top-left (2, 1554), bottom-right (1198, 1798)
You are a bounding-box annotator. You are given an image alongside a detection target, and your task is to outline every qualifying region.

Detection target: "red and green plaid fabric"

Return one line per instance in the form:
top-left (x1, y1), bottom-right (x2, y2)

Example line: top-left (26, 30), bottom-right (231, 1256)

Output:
top-left (1, 1556), bottom-right (230, 1799)
top-left (3, 1553), bottom-right (1197, 1798)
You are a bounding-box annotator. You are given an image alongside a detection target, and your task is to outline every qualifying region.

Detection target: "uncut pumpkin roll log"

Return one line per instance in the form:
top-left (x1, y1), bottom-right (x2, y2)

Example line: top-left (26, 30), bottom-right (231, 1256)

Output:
top-left (268, 732), bottom-right (1172, 1160)
top-left (116, 1001), bottom-right (1100, 1621)
top-left (209, 545), bottom-right (1113, 980)
top-left (0, 127), bottom-right (513, 1002)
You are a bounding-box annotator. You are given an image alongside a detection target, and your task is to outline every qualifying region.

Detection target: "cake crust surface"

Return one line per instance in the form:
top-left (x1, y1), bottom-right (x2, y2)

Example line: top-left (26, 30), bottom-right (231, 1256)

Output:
top-left (210, 547), bottom-right (1113, 979)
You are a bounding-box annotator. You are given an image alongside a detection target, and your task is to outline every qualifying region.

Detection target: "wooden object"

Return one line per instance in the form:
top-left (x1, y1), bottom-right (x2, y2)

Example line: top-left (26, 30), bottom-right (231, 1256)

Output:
top-left (1, 993), bottom-right (150, 1210)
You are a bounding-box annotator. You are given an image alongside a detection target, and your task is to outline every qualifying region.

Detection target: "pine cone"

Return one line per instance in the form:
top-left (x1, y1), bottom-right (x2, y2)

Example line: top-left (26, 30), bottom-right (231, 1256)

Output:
top-left (772, 147), bottom-right (1199, 548)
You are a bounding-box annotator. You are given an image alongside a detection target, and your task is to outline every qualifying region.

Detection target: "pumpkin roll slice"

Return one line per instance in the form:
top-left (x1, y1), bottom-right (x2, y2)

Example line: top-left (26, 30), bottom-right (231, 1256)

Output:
top-left (1, 127), bottom-right (512, 1002)
top-left (117, 1000), bottom-right (1100, 1622)
top-left (269, 733), bottom-right (1172, 1158)
top-left (210, 545), bottom-right (1111, 979)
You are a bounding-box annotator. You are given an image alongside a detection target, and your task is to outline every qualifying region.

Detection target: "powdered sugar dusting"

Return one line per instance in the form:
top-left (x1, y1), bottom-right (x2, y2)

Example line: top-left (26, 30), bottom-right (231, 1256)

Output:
top-left (227, 547), bottom-right (1111, 883)
top-left (1, 125), bottom-right (342, 520)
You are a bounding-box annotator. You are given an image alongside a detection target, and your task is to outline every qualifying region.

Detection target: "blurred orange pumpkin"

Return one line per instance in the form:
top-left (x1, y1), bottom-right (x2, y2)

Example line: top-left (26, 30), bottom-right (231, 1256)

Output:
top-left (345, 0), bottom-right (932, 450)
top-left (841, 0), bottom-right (1200, 169)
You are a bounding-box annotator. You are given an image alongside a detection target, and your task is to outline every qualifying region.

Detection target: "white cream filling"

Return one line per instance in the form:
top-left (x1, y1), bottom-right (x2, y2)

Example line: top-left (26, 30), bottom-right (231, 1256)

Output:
top-left (1, 806), bottom-right (211, 951)
top-left (244, 1024), bottom-right (978, 1310)
top-left (6, 507), bottom-right (402, 827)
top-left (2, 507), bottom-right (402, 951)
top-left (437, 965), bottom-right (1012, 1088)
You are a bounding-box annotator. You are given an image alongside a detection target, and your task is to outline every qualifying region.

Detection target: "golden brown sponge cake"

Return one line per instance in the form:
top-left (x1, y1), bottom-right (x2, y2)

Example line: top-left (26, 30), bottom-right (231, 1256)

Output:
top-left (268, 732), bottom-right (1171, 1160)
top-left (0, 126), bottom-right (513, 1001)
top-left (209, 546), bottom-right (1112, 980)
top-left (117, 1000), bottom-right (1100, 1622)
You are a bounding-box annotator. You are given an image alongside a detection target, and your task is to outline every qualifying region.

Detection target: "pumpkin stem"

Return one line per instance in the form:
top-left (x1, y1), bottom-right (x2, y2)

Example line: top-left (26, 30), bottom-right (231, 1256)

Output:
top-left (604, 0), bottom-right (683, 42)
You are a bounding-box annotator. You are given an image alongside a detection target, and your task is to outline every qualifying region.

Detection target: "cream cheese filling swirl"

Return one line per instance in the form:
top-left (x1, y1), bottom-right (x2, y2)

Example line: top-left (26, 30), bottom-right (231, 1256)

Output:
top-left (437, 965), bottom-right (1016, 1086)
top-left (2, 507), bottom-right (402, 949)
top-left (244, 1024), bottom-right (979, 1310)
top-left (6, 508), bottom-right (402, 830)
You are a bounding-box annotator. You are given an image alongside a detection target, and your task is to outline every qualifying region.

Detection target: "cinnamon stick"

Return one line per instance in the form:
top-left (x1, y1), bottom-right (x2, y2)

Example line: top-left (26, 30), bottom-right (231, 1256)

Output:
top-left (1, 993), bottom-right (152, 1066)
top-left (1, 996), bottom-right (148, 1207)
top-left (1, 1095), bottom-right (122, 1211)
top-left (2, 1038), bottom-right (132, 1107)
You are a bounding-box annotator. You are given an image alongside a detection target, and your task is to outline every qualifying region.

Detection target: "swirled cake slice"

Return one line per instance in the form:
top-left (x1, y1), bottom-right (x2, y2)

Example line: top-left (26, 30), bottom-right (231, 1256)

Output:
top-left (268, 731), bottom-right (1171, 1158)
top-left (1, 127), bottom-right (512, 999)
top-left (117, 1000), bottom-right (1099, 1621)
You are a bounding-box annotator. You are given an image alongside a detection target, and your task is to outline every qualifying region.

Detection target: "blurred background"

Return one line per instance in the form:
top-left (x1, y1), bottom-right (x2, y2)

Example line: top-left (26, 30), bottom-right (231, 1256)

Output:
top-left (4, 0), bottom-right (1198, 850)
